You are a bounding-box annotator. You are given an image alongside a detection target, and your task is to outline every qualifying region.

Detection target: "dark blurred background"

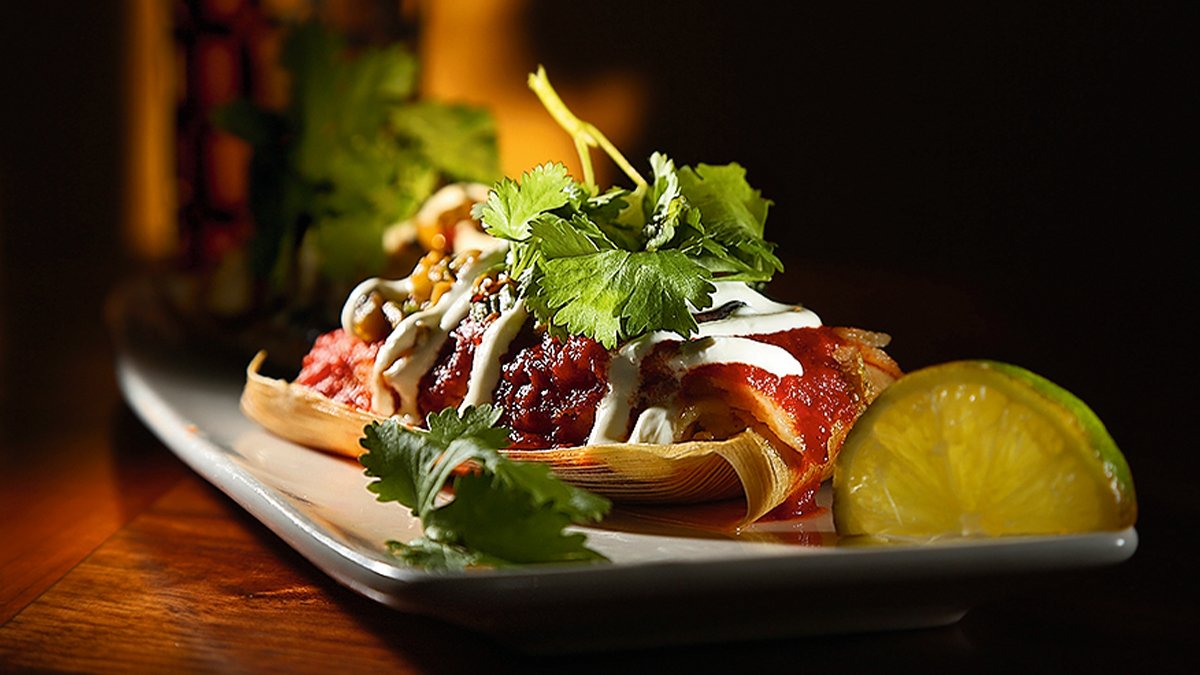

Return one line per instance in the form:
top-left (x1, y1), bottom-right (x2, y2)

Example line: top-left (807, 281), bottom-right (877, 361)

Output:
top-left (0, 0), bottom-right (1193, 595)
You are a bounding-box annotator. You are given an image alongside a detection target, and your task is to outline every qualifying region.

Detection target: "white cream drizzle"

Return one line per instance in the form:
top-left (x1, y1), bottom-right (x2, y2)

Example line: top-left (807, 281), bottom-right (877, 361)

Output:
top-left (627, 406), bottom-right (675, 445)
top-left (586, 282), bottom-right (821, 445)
top-left (377, 287), bottom-right (476, 421)
top-left (343, 268), bottom-right (819, 445)
top-left (588, 336), bottom-right (662, 445)
top-left (344, 246), bottom-right (506, 422)
top-left (339, 277), bottom-right (412, 333)
top-left (692, 282), bottom-right (820, 338)
top-left (459, 300), bottom-right (528, 410)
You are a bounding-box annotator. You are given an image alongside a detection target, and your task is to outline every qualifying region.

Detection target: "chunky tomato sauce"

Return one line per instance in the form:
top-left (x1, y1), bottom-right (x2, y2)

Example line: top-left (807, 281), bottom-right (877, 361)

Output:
top-left (417, 312), bottom-right (495, 416)
top-left (636, 327), bottom-right (863, 520)
top-left (492, 329), bottom-right (611, 448)
top-left (296, 323), bottom-right (865, 521)
top-left (753, 327), bottom-right (862, 460)
top-left (294, 329), bottom-right (381, 411)
top-left (638, 327), bottom-right (860, 461)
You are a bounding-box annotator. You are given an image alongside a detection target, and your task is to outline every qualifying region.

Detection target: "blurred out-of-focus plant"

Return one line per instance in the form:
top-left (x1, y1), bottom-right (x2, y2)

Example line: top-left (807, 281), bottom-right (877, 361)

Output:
top-left (213, 19), bottom-right (500, 324)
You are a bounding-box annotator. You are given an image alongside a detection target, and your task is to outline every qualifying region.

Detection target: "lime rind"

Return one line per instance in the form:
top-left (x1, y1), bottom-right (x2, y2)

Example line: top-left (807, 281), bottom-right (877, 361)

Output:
top-left (832, 360), bottom-right (1137, 538)
top-left (980, 360), bottom-right (1137, 522)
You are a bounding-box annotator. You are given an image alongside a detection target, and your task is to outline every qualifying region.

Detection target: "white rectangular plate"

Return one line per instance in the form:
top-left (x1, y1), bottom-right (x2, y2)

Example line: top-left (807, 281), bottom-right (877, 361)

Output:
top-left (110, 282), bottom-right (1137, 653)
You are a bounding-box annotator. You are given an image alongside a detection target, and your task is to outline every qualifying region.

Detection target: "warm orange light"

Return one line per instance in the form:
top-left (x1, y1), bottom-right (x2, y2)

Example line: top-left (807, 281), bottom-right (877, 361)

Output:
top-left (121, 0), bottom-right (644, 266)
top-left (419, 0), bottom-right (646, 186)
top-left (123, 0), bottom-right (177, 262)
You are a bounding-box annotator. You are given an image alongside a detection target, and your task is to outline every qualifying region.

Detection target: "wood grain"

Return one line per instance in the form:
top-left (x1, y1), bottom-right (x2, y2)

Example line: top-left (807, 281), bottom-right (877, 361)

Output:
top-left (0, 409), bottom-right (187, 625)
top-left (2, 469), bottom-right (1183, 673)
top-left (0, 475), bottom-right (510, 674)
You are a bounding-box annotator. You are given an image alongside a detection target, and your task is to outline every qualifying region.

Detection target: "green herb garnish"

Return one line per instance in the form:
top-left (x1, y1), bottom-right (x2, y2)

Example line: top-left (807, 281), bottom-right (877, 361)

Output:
top-left (214, 20), bottom-right (500, 305)
top-left (473, 67), bottom-right (782, 348)
top-left (359, 405), bottom-right (611, 571)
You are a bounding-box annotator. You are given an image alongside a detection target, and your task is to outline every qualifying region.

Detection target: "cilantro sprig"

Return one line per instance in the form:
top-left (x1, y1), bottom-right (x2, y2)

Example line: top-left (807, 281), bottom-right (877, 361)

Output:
top-left (359, 405), bottom-right (611, 570)
top-left (473, 68), bottom-right (783, 348)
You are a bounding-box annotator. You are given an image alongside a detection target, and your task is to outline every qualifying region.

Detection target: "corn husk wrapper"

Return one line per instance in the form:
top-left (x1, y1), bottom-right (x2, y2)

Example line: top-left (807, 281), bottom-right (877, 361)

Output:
top-left (241, 352), bottom-right (809, 525)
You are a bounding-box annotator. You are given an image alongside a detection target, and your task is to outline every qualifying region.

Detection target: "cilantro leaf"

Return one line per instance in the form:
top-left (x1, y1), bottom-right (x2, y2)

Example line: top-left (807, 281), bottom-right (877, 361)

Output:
top-left (677, 163), bottom-right (783, 281)
top-left (677, 163), bottom-right (770, 238)
top-left (386, 538), bottom-right (499, 569)
top-left (359, 405), bottom-right (610, 571)
top-left (642, 152), bottom-right (685, 251)
top-left (619, 250), bottom-right (715, 338)
top-left (534, 249), bottom-right (630, 347)
top-left (528, 214), bottom-right (609, 258)
top-left (422, 404), bottom-right (511, 448)
top-left (425, 471), bottom-right (604, 564)
top-left (359, 417), bottom-right (433, 509)
top-left (535, 249), bottom-right (714, 348)
top-left (469, 69), bottom-right (786, 347)
top-left (475, 163), bottom-right (575, 240)
top-left (488, 459), bottom-right (612, 522)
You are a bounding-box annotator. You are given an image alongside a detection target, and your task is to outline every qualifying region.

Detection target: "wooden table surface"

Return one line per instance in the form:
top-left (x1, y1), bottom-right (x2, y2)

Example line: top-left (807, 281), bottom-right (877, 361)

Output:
top-left (0, 261), bottom-right (1194, 674)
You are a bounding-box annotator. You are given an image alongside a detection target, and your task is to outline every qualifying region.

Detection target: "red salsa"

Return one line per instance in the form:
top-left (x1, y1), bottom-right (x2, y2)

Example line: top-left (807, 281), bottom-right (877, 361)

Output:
top-left (296, 322), bottom-right (866, 521)
top-left (294, 329), bottom-right (381, 411)
top-left (417, 312), bottom-right (495, 416)
top-left (492, 329), bottom-right (611, 449)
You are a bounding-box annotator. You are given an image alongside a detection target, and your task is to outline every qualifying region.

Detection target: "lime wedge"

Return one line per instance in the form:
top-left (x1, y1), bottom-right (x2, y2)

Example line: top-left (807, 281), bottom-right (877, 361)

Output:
top-left (832, 360), bottom-right (1136, 538)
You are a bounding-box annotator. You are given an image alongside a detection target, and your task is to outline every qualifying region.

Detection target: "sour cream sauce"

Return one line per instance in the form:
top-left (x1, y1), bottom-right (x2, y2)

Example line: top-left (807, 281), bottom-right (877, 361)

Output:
top-left (346, 269), bottom-right (820, 443)
top-left (586, 282), bottom-right (821, 445)
top-left (341, 246), bottom-right (507, 423)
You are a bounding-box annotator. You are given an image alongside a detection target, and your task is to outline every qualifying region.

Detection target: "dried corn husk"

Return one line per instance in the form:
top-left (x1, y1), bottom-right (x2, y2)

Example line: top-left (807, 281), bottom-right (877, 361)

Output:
top-left (241, 352), bottom-right (378, 457)
top-left (504, 430), bottom-right (812, 525)
top-left (241, 352), bottom-right (810, 524)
